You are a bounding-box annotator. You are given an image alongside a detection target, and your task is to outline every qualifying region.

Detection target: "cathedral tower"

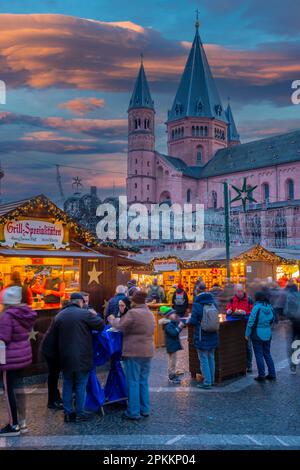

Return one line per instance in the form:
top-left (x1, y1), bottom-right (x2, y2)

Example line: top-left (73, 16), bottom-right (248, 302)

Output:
top-left (166, 16), bottom-right (229, 166)
top-left (127, 57), bottom-right (156, 205)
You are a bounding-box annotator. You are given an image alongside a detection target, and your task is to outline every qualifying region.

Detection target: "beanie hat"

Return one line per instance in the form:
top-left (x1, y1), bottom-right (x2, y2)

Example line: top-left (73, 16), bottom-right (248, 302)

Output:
top-left (70, 292), bottom-right (84, 301)
top-left (159, 305), bottom-right (175, 317)
top-left (3, 286), bottom-right (22, 305)
top-left (131, 290), bottom-right (147, 305)
top-left (177, 283), bottom-right (183, 289)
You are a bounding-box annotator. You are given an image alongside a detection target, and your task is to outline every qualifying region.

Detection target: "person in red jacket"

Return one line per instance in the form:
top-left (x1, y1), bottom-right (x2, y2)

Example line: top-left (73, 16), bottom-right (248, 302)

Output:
top-left (226, 284), bottom-right (254, 373)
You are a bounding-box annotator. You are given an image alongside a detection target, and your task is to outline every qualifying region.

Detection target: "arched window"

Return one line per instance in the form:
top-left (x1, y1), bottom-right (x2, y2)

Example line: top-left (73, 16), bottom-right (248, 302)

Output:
top-left (181, 127), bottom-right (184, 137)
top-left (205, 126), bottom-right (208, 137)
top-left (134, 119), bottom-right (138, 130)
top-left (286, 179), bottom-right (294, 200)
top-left (196, 146), bottom-right (203, 165)
top-left (262, 183), bottom-right (270, 202)
top-left (192, 126), bottom-right (195, 137)
top-left (211, 191), bottom-right (217, 209)
top-left (187, 189), bottom-right (191, 203)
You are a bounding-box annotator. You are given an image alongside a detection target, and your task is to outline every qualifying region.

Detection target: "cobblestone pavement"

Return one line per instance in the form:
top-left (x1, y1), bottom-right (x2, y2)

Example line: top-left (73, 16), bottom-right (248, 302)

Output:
top-left (1, 322), bottom-right (300, 450)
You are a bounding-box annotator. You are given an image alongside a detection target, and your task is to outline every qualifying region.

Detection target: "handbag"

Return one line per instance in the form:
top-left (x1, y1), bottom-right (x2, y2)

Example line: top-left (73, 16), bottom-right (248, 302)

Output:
top-left (0, 340), bottom-right (6, 365)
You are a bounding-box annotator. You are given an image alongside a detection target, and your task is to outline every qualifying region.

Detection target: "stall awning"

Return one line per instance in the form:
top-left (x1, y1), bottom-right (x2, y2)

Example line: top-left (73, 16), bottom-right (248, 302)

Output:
top-left (0, 248), bottom-right (111, 259)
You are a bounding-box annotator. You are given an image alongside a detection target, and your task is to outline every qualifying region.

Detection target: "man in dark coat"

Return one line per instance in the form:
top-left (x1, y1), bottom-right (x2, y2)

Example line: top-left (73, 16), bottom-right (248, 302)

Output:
top-left (188, 283), bottom-right (219, 389)
top-left (53, 293), bottom-right (105, 422)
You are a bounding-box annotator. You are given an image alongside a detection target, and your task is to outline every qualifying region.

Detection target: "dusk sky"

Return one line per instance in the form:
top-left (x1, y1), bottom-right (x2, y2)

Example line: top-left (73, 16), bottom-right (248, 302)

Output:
top-left (0, 0), bottom-right (299, 204)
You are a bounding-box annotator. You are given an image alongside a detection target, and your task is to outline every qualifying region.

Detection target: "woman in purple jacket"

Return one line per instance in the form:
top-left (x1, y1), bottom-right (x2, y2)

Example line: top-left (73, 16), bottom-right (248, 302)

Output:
top-left (0, 286), bottom-right (36, 436)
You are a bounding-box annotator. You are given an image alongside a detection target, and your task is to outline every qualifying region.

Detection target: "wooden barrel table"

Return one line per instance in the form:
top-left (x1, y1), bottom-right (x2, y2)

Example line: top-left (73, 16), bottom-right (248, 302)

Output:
top-left (188, 316), bottom-right (247, 383)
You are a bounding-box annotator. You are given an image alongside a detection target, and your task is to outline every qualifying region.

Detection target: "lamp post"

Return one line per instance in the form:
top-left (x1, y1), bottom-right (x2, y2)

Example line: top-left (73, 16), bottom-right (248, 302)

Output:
top-left (223, 182), bottom-right (231, 284)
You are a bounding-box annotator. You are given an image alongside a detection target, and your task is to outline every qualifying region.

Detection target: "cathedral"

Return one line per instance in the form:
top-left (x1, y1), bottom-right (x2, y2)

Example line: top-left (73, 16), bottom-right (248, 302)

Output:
top-left (126, 19), bottom-right (300, 249)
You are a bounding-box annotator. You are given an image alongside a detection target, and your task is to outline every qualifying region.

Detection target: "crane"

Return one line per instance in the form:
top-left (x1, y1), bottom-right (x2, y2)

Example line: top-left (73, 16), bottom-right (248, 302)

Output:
top-left (56, 165), bottom-right (65, 204)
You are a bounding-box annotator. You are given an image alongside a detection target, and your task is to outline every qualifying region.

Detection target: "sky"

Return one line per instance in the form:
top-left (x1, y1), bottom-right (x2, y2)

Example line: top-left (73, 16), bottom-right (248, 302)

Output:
top-left (0, 0), bottom-right (299, 203)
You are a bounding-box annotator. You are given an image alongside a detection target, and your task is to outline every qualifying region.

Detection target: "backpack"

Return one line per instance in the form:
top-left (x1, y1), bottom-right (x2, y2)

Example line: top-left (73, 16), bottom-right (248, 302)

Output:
top-left (201, 304), bottom-right (220, 332)
top-left (174, 291), bottom-right (185, 306)
top-left (149, 285), bottom-right (160, 301)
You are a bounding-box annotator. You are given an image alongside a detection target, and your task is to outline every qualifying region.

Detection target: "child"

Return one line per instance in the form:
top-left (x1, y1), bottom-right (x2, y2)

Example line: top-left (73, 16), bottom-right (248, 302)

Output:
top-left (159, 306), bottom-right (185, 384)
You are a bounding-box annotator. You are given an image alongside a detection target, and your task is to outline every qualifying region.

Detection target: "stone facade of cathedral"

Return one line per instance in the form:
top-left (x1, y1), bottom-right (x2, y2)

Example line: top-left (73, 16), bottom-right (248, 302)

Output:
top-left (126, 20), bottom-right (300, 249)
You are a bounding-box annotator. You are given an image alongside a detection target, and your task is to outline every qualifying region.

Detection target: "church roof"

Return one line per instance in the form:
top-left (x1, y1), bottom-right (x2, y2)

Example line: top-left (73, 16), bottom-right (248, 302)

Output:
top-left (157, 130), bottom-right (300, 180)
top-left (226, 102), bottom-right (240, 142)
top-left (200, 130), bottom-right (300, 178)
top-left (128, 60), bottom-right (154, 111)
top-left (167, 23), bottom-right (227, 123)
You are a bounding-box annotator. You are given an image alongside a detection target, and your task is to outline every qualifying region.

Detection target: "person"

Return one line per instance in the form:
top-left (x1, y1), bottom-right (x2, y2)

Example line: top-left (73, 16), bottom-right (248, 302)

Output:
top-left (278, 273), bottom-right (289, 289)
top-left (0, 271), bottom-right (33, 306)
top-left (166, 284), bottom-right (177, 304)
top-left (118, 297), bottom-right (131, 317)
top-left (172, 283), bottom-right (189, 318)
top-left (39, 269), bottom-right (65, 308)
top-left (193, 276), bottom-right (204, 298)
top-left (53, 292), bottom-right (105, 423)
top-left (23, 269), bottom-right (40, 304)
top-left (105, 285), bottom-right (127, 319)
top-left (0, 286), bottom-right (37, 436)
top-left (283, 286), bottom-right (300, 374)
top-left (41, 320), bottom-right (63, 411)
top-left (285, 278), bottom-right (298, 293)
top-left (245, 291), bottom-right (276, 382)
top-left (210, 283), bottom-right (224, 307)
top-left (268, 282), bottom-right (285, 324)
top-left (226, 284), bottom-right (254, 373)
top-left (147, 278), bottom-right (165, 303)
top-left (108, 290), bottom-right (155, 420)
top-left (127, 279), bottom-right (139, 298)
top-left (188, 283), bottom-right (219, 389)
top-left (159, 306), bottom-right (185, 384)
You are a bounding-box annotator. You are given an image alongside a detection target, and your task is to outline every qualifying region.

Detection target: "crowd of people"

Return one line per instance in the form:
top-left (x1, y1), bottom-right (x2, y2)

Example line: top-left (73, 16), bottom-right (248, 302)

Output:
top-left (0, 272), bottom-right (299, 436)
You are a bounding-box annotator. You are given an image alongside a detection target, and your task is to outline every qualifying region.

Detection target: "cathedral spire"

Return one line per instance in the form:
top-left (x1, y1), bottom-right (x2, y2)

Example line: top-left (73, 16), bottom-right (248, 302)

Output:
top-left (226, 99), bottom-right (240, 143)
top-left (128, 57), bottom-right (154, 111)
top-left (168, 16), bottom-right (226, 123)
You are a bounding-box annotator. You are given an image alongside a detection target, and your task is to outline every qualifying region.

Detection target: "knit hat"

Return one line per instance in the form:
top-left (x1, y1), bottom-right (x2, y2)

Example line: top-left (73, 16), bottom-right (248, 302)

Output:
top-left (3, 286), bottom-right (22, 305)
top-left (70, 292), bottom-right (85, 301)
top-left (159, 305), bottom-right (175, 317)
top-left (131, 290), bottom-right (147, 305)
top-left (177, 283), bottom-right (183, 289)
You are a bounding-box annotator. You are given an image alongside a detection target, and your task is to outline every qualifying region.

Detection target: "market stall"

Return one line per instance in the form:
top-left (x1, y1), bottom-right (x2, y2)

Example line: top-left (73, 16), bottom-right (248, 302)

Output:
top-left (0, 194), bottom-right (135, 375)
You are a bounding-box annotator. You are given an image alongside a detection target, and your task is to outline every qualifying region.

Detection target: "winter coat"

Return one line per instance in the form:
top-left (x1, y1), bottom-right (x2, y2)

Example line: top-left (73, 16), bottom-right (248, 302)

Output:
top-left (41, 320), bottom-right (58, 360)
top-left (189, 292), bottom-right (219, 351)
top-left (0, 305), bottom-right (37, 371)
top-left (210, 286), bottom-right (224, 308)
top-left (54, 303), bottom-right (105, 372)
top-left (172, 288), bottom-right (189, 315)
top-left (147, 285), bottom-right (165, 303)
top-left (110, 304), bottom-right (155, 358)
top-left (105, 293), bottom-right (127, 318)
top-left (166, 287), bottom-right (176, 304)
top-left (246, 302), bottom-right (274, 341)
top-left (164, 320), bottom-right (183, 354)
top-left (226, 294), bottom-right (253, 316)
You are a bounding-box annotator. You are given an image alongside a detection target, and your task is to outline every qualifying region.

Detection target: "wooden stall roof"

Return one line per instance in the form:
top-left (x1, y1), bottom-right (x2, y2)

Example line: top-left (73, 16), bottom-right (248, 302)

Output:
top-left (131, 244), bottom-right (286, 268)
top-left (272, 248), bottom-right (300, 263)
top-left (0, 248), bottom-right (110, 259)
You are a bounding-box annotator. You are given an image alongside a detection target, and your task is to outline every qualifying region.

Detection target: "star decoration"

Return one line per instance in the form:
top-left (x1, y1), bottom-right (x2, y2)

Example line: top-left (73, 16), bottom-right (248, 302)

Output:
top-left (88, 264), bottom-right (103, 285)
top-left (231, 177), bottom-right (257, 212)
top-left (28, 329), bottom-right (39, 342)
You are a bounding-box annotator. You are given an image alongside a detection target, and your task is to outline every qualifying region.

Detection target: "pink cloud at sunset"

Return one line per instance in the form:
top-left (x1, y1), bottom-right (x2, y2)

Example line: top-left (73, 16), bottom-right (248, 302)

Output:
top-left (59, 97), bottom-right (106, 115)
top-left (0, 13), bottom-right (299, 94)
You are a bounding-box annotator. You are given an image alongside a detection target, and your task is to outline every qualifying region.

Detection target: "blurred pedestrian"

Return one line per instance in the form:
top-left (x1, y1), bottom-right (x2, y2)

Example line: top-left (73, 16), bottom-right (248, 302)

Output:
top-left (0, 286), bottom-right (37, 436)
top-left (245, 291), bottom-right (276, 382)
top-left (108, 290), bottom-right (155, 420)
top-left (283, 286), bottom-right (300, 374)
top-left (127, 279), bottom-right (139, 298)
top-left (166, 284), bottom-right (177, 304)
